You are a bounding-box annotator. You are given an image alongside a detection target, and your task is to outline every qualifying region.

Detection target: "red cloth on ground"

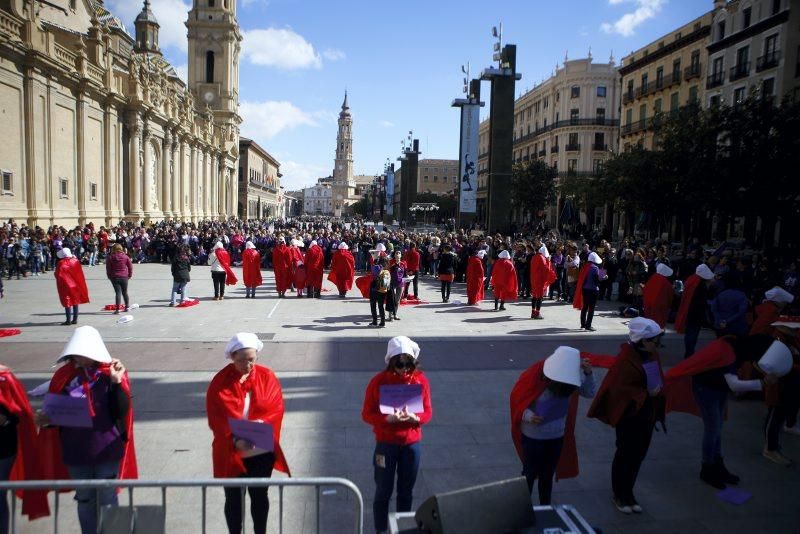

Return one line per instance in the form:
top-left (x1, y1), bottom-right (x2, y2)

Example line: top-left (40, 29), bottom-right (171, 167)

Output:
top-left (490, 259), bottom-right (518, 301)
top-left (103, 304), bottom-right (125, 311)
top-left (0, 329), bottom-right (22, 337)
top-left (304, 245), bottom-right (325, 289)
top-left (206, 364), bottom-right (290, 477)
top-left (663, 337), bottom-right (737, 416)
top-left (403, 249), bottom-right (421, 272)
top-left (530, 254), bottom-right (557, 299)
top-left (572, 264), bottom-right (590, 310)
top-left (466, 256), bottom-right (485, 304)
top-left (749, 302), bottom-right (781, 336)
top-left (355, 275), bottom-right (372, 298)
top-left (242, 249), bottom-right (263, 288)
top-left (176, 299), bottom-right (199, 308)
top-left (361, 370), bottom-right (432, 445)
top-left (509, 361), bottom-right (580, 480)
top-left (1, 368), bottom-right (50, 519)
top-left (643, 273), bottom-right (673, 328)
top-left (674, 274), bottom-right (701, 334)
top-left (55, 257), bottom-right (90, 308)
top-left (328, 250), bottom-right (355, 292)
top-left (39, 361), bottom-right (138, 485)
top-left (214, 249), bottom-right (238, 285)
top-left (272, 244), bottom-right (292, 293)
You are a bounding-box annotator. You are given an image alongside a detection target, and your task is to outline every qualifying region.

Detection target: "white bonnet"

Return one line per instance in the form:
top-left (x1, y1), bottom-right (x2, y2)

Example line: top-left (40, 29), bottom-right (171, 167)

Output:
top-left (385, 336), bottom-right (420, 364)
top-left (225, 332), bottom-right (264, 359)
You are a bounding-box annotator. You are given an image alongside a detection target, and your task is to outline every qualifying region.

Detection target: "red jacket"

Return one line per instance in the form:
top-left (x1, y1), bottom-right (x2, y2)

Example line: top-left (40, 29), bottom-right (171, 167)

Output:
top-left (242, 249), bottom-right (263, 288)
top-left (362, 370), bottom-right (432, 445)
top-left (403, 249), bottom-right (421, 272)
top-left (490, 258), bottom-right (518, 301)
top-left (105, 252), bottom-right (133, 280)
top-left (749, 301), bottom-right (781, 336)
top-left (643, 273), bottom-right (673, 328)
top-left (55, 257), bottom-right (90, 307)
top-left (529, 254), bottom-right (557, 299)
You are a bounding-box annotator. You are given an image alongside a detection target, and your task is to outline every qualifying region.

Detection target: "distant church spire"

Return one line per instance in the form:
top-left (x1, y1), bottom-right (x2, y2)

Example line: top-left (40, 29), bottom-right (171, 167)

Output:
top-left (134, 0), bottom-right (161, 55)
top-left (340, 90), bottom-right (350, 117)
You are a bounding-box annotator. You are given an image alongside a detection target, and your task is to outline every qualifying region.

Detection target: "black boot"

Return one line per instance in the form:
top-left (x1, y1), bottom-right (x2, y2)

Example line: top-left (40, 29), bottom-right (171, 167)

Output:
top-left (700, 463), bottom-right (726, 489)
top-left (715, 457), bottom-right (740, 485)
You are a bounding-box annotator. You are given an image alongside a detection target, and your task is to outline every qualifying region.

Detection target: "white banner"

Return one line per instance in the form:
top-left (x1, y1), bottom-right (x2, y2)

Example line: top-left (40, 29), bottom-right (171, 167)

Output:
top-left (458, 104), bottom-right (479, 213)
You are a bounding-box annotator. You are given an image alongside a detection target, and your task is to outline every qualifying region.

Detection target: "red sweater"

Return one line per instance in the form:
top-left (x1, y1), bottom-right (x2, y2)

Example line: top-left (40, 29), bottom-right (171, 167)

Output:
top-left (403, 249), bottom-right (421, 272)
top-left (362, 370), bottom-right (432, 444)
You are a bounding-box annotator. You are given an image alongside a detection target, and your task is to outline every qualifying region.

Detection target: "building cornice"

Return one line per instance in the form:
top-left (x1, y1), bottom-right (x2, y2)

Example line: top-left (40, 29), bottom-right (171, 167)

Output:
top-left (619, 25), bottom-right (711, 76)
top-left (707, 9), bottom-right (789, 54)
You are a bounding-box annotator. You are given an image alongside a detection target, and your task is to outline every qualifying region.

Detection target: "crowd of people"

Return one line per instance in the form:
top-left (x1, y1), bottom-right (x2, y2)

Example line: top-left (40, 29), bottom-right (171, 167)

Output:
top-left (1, 215), bottom-right (800, 533)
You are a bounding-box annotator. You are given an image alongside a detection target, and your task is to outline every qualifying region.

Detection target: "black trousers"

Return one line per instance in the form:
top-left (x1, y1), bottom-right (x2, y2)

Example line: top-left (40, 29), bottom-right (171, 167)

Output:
top-left (580, 289), bottom-right (598, 328)
top-left (223, 453), bottom-right (275, 534)
top-left (521, 435), bottom-right (563, 505)
top-left (403, 271), bottom-right (419, 298)
top-left (440, 281), bottom-right (451, 300)
top-left (370, 291), bottom-right (385, 324)
top-left (212, 271), bottom-right (227, 297)
top-left (110, 278), bottom-right (129, 308)
top-left (611, 412), bottom-right (654, 503)
top-left (531, 297), bottom-right (543, 311)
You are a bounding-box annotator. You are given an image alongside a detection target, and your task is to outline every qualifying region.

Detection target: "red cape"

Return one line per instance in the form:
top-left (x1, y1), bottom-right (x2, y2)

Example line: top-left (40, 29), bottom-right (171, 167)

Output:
top-left (304, 245), bottom-right (325, 289)
top-left (466, 256), bottom-right (485, 304)
top-left (328, 250), bottom-right (355, 292)
top-left (663, 337), bottom-right (736, 416)
top-left (293, 263), bottom-right (307, 289)
top-left (530, 254), bottom-right (557, 299)
top-left (572, 264), bottom-right (590, 310)
top-left (749, 301), bottom-right (780, 336)
top-left (214, 249), bottom-right (238, 285)
top-left (643, 273), bottom-right (673, 328)
top-left (39, 361), bottom-right (138, 486)
top-left (242, 249), bottom-right (263, 288)
top-left (674, 274), bottom-right (701, 334)
top-left (490, 259), bottom-right (518, 301)
top-left (55, 257), bottom-right (90, 308)
top-left (355, 275), bottom-right (372, 298)
top-left (206, 364), bottom-right (290, 477)
top-left (0, 368), bottom-right (50, 519)
top-left (272, 245), bottom-right (293, 293)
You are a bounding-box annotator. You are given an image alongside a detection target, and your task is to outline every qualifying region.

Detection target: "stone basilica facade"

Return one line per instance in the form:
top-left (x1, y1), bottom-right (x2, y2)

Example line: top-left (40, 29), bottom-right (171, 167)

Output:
top-left (0, 0), bottom-right (242, 227)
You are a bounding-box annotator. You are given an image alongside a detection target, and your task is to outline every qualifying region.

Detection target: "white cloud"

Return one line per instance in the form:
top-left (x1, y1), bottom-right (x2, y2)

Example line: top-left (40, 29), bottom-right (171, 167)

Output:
top-left (107, 0), bottom-right (191, 52)
top-left (322, 48), bottom-right (346, 61)
top-left (278, 160), bottom-right (330, 191)
top-left (379, 120), bottom-right (394, 128)
top-left (173, 63), bottom-right (188, 84)
top-left (240, 100), bottom-right (319, 140)
top-left (242, 28), bottom-right (322, 69)
top-left (601, 0), bottom-right (666, 37)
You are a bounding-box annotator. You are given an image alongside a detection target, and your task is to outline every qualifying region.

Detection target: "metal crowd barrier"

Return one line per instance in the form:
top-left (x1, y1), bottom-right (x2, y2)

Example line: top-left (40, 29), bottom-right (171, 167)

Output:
top-left (0, 477), bottom-right (364, 534)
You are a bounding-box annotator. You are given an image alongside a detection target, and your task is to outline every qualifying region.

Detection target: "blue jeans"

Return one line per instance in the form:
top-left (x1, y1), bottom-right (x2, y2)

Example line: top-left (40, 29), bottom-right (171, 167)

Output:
top-left (66, 460), bottom-right (121, 534)
top-left (373, 442), bottom-right (420, 532)
top-left (684, 324), bottom-right (701, 359)
top-left (0, 455), bottom-right (16, 534)
top-left (245, 286), bottom-right (257, 297)
top-left (692, 382), bottom-right (727, 464)
top-left (170, 281), bottom-right (187, 304)
top-left (88, 251), bottom-right (97, 266)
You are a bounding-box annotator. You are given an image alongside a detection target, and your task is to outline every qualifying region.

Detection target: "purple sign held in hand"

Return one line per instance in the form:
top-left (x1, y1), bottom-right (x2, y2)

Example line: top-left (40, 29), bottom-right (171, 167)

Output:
top-left (43, 393), bottom-right (93, 428)
top-left (716, 487), bottom-right (752, 505)
top-left (228, 418), bottom-right (274, 452)
top-left (379, 384), bottom-right (423, 415)
top-left (642, 361), bottom-right (663, 391)
top-left (534, 396), bottom-right (570, 423)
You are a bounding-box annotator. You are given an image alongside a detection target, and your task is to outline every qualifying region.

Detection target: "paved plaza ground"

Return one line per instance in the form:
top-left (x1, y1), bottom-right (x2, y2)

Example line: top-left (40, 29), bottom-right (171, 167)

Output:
top-left (1, 264), bottom-right (798, 533)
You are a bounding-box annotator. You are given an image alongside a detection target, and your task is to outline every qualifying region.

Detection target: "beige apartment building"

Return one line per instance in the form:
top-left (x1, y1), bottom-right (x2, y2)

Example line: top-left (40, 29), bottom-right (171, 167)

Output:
top-left (392, 159), bottom-right (459, 215)
top-left (619, 11), bottom-right (715, 149)
top-left (238, 138), bottom-right (281, 219)
top-left (478, 57), bottom-right (620, 227)
top-left (0, 0), bottom-right (242, 227)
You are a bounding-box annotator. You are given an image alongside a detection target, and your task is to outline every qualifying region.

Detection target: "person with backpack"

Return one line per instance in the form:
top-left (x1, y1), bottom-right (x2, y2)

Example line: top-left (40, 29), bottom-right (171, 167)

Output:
top-left (369, 258), bottom-right (391, 327)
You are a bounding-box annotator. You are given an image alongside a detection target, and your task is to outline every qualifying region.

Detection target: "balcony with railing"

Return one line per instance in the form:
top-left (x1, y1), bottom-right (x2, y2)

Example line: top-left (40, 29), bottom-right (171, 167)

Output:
top-left (623, 91), bottom-right (635, 104)
top-left (730, 61), bottom-right (750, 81)
top-left (550, 146), bottom-right (559, 153)
top-left (707, 71), bottom-right (725, 89)
top-left (756, 51), bottom-right (780, 72)
top-left (592, 143), bottom-right (608, 151)
top-left (684, 63), bottom-right (702, 80)
top-left (565, 143), bottom-right (581, 152)
top-left (538, 150), bottom-right (546, 157)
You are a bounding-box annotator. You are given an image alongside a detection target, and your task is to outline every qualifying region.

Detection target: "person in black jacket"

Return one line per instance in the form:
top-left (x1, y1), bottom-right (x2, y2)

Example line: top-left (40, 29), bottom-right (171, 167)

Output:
top-left (437, 244), bottom-right (458, 302)
top-left (169, 245), bottom-right (192, 306)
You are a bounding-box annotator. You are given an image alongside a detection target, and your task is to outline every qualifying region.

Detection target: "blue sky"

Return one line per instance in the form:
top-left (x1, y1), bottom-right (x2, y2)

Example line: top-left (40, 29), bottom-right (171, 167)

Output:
top-left (109, 0), bottom-right (709, 191)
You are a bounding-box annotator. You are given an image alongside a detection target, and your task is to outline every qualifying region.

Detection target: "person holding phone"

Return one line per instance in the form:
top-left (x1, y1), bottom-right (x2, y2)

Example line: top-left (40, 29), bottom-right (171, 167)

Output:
top-left (362, 336), bottom-right (432, 534)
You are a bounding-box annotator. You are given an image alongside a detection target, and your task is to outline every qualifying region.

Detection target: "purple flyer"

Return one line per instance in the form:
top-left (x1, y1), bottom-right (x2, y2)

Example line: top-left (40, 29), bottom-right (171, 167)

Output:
top-left (534, 396), bottom-right (570, 423)
top-left (228, 418), bottom-right (274, 452)
top-left (642, 361), bottom-right (663, 391)
top-left (43, 393), bottom-right (93, 428)
top-left (379, 384), bottom-right (423, 415)
top-left (716, 487), bottom-right (752, 505)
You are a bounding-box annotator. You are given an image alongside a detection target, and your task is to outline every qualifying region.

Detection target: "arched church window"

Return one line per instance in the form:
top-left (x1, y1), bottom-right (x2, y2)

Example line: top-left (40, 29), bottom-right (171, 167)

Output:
top-left (206, 51), bottom-right (215, 83)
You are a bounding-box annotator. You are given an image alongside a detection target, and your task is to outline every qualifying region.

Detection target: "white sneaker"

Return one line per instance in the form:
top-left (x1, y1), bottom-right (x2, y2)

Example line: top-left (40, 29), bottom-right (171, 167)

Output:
top-left (612, 496), bottom-right (632, 514)
top-left (784, 424), bottom-right (800, 436)
top-left (763, 448), bottom-right (793, 466)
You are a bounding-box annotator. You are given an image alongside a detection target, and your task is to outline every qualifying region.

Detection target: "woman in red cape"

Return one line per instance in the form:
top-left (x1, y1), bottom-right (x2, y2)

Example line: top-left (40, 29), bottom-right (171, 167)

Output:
top-left (642, 264), bottom-right (674, 328)
top-left (213, 242), bottom-right (238, 285)
top-left (272, 239), bottom-right (292, 298)
top-left (242, 242), bottom-right (263, 299)
top-left (490, 250), bottom-right (517, 311)
top-left (466, 250), bottom-right (486, 305)
top-left (287, 240), bottom-right (304, 294)
top-left (571, 263), bottom-right (590, 311)
top-left (0, 364), bottom-right (50, 522)
top-left (36, 326), bottom-right (137, 534)
top-left (207, 333), bottom-right (290, 534)
top-left (54, 248), bottom-right (89, 326)
top-left (509, 347), bottom-right (599, 504)
top-left (675, 264), bottom-right (715, 358)
top-left (675, 274), bottom-right (702, 334)
top-left (304, 241), bottom-right (325, 298)
top-left (530, 246), bottom-right (557, 319)
top-left (328, 242), bottom-right (355, 297)
top-left (749, 286), bottom-right (794, 336)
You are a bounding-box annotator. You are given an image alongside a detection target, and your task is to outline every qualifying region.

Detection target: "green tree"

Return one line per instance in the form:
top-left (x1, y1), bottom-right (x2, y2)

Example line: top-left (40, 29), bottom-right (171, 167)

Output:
top-left (349, 195), bottom-right (371, 218)
top-left (510, 160), bottom-right (557, 219)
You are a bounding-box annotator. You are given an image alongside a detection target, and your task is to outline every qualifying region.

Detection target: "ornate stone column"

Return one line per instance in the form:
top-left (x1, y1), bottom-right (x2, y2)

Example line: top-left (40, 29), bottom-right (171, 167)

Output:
top-left (171, 131), bottom-right (180, 219)
top-left (76, 91), bottom-right (87, 225)
top-left (22, 66), bottom-right (39, 226)
top-left (161, 129), bottom-right (172, 219)
top-left (142, 123), bottom-right (153, 221)
top-left (202, 147), bottom-right (210, 219)
top-left (127, 111), bottom-right (143, 220)
top-left (102, 103), bottom-right (115, 227)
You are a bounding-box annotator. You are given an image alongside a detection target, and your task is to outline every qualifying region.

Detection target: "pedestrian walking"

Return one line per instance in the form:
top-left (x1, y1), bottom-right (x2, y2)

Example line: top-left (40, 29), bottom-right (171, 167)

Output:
top-left (54, 248), bottom-right (89, 325)
top-left (169, 245), bottom-right (191, 306)
top-left (105, 244), bottom-right (133, 313)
